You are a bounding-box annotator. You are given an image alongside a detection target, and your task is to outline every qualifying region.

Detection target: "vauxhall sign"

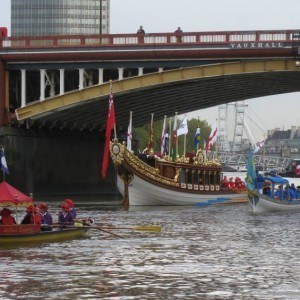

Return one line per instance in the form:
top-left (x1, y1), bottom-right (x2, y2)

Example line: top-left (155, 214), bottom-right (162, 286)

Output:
top-left (229, 42), bottom-right (284, 49)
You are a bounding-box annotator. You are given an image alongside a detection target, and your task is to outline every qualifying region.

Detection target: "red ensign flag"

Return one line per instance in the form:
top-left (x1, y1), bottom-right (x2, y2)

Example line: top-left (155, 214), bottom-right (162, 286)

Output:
top-left (102, 90), bottom-right (116, 178)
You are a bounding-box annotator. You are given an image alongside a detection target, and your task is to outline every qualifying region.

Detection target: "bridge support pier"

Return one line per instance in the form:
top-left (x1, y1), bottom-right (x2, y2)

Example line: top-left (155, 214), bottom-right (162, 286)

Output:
top-left (118, 68), bottom-right (124, 80)
top-left (21, 69), bottom-right (26, 107)
top-left (79, 68), bottom-right (84, 90)
top-left (60, 69), bottom-right (65, 95)
top-left (98, 68), bottom-right (103, 84)
top-left (40, 69), bottom-right (46, 101)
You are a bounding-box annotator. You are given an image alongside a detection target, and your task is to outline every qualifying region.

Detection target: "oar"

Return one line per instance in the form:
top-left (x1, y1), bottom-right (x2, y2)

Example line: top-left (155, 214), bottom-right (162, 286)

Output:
top-left (90, 227), bottom-right (125, 239)
top-left (95, 225), bottom-right (162, 232)
top-left (50, 224), bottom-right (125, 239)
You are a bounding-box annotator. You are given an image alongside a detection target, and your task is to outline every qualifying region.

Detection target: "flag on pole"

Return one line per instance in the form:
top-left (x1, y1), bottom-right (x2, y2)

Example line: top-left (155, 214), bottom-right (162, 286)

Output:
top-left (205, 124), bottom-right (217, 153)
top-left (172, 112), bottom-right (178, 161)
top-left (254, 138), bottom-right (265, 154)
top-left (246, 148), bottom-right (256, 192)
top-left (161, 115), bottom-right (167, 156)
top-left (101, 86), bottom-right (116, 178)
top-left (194, 119), bottom-right (201, 148)
top-left (147, 113), bottom-right (154, 153)
top-left (177, 116), bottom-right (188, 136)
top-left (127, 111), bottom-right (132, 152)
top-left (0, 148), bottom-right (9, 175)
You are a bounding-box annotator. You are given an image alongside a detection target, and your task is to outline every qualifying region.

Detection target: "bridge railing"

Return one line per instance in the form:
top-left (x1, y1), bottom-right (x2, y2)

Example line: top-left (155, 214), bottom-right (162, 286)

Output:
top-left (210, 151), bottom-right (293, 170)
top-left (0, 29), bottom-right (299, 49)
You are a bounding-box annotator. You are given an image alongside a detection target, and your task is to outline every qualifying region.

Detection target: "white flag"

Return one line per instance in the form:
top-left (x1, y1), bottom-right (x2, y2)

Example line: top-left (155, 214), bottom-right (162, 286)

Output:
top-left (254, 138), bottom-right (265, 154)
top-left (161, 115), bottom-right (167, 156)
top-left (127, 111), bottom-right (132, 151)
top-left (177, 116), bottom-right (188, 136)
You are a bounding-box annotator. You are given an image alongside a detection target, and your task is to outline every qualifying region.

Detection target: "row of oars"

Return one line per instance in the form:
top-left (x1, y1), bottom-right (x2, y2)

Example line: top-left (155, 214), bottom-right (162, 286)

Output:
top-left (51, 224), bottom-right (162, 239)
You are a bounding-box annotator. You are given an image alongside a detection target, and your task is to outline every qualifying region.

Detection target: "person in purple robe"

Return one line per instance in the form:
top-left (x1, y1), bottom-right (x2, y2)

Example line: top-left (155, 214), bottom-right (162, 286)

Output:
top-left (58, 203), bottom-right (74, 227)
top-left (64, 198), bottom-right (77, 220)
top-left (38, 203), bottom-right (53, 231)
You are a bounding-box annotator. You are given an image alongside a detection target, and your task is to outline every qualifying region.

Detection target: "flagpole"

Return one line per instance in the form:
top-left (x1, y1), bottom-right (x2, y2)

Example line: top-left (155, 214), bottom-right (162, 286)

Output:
top-left (150, 113), bottom-right (154, 153)
top-left (168, 117), bottom-right (172, 157)
top-left (263, 134), bottom-right (266, 174)
top-left (183, 133), bottom-right (186, 157)
top-left (197, 117), bottom-right (200, 153)
top-left (173, 112), bottom-right (178, 162)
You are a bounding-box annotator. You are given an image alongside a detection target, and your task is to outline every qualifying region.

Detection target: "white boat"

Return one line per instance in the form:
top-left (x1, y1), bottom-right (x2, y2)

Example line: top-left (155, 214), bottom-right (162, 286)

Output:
top-left (110, 141), bottom-right (247, 206)
top-left (246, 150), bottom-right (300, 213)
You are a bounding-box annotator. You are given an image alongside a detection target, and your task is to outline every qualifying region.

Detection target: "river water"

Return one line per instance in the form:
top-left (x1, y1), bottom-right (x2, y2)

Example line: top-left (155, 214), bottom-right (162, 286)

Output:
top-left (1, 197), bottom-right (300, 300)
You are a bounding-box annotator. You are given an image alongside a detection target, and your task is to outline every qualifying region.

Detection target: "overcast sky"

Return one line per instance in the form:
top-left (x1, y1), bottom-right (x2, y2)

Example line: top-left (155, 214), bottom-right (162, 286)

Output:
top-left (1, 0), bottom-right (300, 140)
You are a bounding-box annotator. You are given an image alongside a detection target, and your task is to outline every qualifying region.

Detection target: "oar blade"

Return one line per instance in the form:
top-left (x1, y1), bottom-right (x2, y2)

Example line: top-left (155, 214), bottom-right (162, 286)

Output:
top-left (134, 226), bottom-right (162, 232)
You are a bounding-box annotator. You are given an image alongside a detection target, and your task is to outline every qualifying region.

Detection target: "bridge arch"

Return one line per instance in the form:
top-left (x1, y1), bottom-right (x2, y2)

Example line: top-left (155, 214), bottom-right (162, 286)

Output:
top-left (16, 59), bottom-right (300, 130)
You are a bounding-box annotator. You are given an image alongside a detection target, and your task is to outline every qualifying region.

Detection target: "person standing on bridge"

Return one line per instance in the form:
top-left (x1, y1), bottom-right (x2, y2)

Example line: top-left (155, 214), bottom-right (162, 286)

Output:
top-left (137, 26), bottom-right (145, 43)
top-left (174, 27), bottom-right (183, 42)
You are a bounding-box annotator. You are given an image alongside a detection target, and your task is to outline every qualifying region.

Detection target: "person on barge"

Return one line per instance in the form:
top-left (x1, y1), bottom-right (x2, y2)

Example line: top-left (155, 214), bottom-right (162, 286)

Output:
top-left (0, 208), bottom-right (16, 225)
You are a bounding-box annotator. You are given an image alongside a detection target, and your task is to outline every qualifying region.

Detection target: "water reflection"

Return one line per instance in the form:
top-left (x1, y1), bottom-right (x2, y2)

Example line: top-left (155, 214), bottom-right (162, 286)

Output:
top-left (1, 200), bottom-right (300, 299)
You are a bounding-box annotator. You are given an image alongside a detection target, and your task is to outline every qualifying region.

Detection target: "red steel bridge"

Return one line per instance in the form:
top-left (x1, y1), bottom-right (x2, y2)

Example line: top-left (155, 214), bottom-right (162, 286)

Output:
top-left (0, 29), bottom-right (300, 130)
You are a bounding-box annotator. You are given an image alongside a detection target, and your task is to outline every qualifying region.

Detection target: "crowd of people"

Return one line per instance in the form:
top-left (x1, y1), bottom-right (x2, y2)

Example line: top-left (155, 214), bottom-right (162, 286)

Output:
top-left (273, 184), bottom-right (300, 201)
top-left (221, 176), bottom-right (245, 190)
top-left (0, 198), bottom-right (77, 229)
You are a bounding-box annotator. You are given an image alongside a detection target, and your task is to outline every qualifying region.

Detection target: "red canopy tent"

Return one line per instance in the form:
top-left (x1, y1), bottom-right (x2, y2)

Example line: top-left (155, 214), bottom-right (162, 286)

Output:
top-left (0, 182), bottom-right (33, 207)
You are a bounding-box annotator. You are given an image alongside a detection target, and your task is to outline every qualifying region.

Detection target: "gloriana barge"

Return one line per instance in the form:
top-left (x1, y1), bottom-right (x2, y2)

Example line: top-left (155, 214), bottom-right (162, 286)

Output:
top-left (110, 140), bottom-right (247, 206)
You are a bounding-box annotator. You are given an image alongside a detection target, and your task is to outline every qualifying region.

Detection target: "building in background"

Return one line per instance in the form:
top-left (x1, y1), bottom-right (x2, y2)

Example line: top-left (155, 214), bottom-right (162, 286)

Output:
top-left (11, 0), bottom-right (110, 36)
top-left (265, 126), bottom-right (300, 158)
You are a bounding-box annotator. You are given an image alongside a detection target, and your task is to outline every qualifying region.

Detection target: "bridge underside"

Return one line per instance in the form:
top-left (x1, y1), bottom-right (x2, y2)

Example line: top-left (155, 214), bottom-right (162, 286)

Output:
top-left (16, 60), bottom-right (300, 130)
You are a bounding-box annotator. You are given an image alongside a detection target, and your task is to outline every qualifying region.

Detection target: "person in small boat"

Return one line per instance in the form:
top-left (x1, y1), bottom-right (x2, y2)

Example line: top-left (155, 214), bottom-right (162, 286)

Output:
top-left (255, 171), bottom-right (265, 194)
top-left (283, 185), bottom-right (295, 201)
top-left (290, 183), bottom-right (296, 193)
top-left (295, 186), bottom-right (300, 199)
top-left (0, 208), bottom-right (16, 225)
top-left (274, 185), bottom-right (284, 200)
top-left (38, 203), bottom-right (53, 231)
top-left (266, 186), bottom-right (272, 197)
top-left (21, 205), bottom-right (42, 225)
top-left (63, 198), bottom-right (77, 219)
top-left (58, 203), bottom-right (74, 226)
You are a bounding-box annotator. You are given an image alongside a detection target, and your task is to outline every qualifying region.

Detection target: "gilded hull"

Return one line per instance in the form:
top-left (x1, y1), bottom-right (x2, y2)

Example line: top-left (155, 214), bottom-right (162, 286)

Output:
top-left (0, 227), bottom-right (88, 246)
